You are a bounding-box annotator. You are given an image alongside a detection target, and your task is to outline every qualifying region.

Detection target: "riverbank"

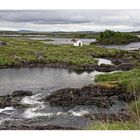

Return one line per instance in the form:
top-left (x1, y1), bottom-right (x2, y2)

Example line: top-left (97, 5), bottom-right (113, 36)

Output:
top-left (0, 37), bottom-right (140, 72)
top-left (41, 68), bottom-right (140, 130)
top-left (0, 36), bottom-right (140, 130)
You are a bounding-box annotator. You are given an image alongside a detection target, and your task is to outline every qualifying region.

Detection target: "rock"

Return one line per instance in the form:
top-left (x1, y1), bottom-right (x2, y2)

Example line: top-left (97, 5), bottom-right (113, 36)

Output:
top-left (43, 83), bottom-right (134, 107)
top-left (0, 41), bottom-right (7, 47)
top-left (118, 93), bottom-right (136, 102)
top-left (110, 58), bottom-right (133, 65)
top-left (0, 96), bottom-right (12, 108)
top-left (43, 84), bottom-right (126, 107)
top-left (0, 124), bottom-right (79, 130)
top-left (12, 90), bottom-right (33, 97)
top-left (118, 63), bottom-right (135, 71)
top-left (84, 112), bottom-right (131, 122)
top-left (0, 90), bottom-right (33, 108)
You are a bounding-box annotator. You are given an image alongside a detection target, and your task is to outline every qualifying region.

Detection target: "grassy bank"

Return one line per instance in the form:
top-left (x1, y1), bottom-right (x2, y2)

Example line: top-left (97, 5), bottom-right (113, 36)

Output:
top-left (85, 68), bottom-right (140, 130)
top-left (0, 36), bottom-right (140, 69)
top-left (0, 36), bottom-right (97, 66)
top-left (95, 68), bottom-right (140, 93)
top-left (86, 97), bottom-right (140, 130)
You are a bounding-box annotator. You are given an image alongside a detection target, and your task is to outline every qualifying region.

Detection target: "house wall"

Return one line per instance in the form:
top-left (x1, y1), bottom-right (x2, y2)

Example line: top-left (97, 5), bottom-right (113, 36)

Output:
top-left (73, 40), bottom-right (83, 46)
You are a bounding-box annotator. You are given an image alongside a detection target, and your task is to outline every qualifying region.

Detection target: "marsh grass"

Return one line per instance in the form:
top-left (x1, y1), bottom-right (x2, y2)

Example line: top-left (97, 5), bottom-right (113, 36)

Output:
top-left (0, 36), bottom-right (140, 67)
top-left (95, 68), bottom-right (140, 93)
top-left (85, 69), bottom-right (140, 130)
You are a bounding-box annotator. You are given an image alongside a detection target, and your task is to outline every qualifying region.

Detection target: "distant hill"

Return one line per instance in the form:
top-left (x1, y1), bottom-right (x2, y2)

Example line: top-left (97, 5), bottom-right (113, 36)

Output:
top-left (17, 30), bottom-right (35, 33)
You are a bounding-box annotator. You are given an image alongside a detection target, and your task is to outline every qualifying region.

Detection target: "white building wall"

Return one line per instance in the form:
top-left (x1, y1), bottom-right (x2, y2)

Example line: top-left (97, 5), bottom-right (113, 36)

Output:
top-left (73, 40), bottom-right (83, 46)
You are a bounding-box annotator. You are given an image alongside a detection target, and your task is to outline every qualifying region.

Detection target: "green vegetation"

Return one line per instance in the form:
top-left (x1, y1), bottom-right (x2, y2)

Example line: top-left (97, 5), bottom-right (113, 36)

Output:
top-left (89, 68), bottom-right (140, 130)
top-left (129, 98), bottom-right (140, 118)
top-left (87, 122), bottom-right (140, 130)
top-left (0, 36), bottom-right (140, 68)
top-left (1, 35), bottom-right (140, 130)
top-left (86, 98), bottom-right (140, 130)
top-left (0, 36), bottom-right (99, 66)
top-left (92, 30), bottom-right (140, 45)
top-left (95, 68), bottom-right (140, 93)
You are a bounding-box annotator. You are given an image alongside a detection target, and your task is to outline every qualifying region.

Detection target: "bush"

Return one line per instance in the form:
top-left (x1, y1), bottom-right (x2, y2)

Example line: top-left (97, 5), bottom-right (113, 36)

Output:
top-left (95, 30), bottom-right (140, 45)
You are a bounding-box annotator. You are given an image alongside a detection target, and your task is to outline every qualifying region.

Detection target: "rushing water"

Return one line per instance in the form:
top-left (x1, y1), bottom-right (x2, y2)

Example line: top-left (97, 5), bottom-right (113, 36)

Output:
top-left (0, 64), bottom-right (125, 129)
top-left (0, 65), bottom-right (126, 129)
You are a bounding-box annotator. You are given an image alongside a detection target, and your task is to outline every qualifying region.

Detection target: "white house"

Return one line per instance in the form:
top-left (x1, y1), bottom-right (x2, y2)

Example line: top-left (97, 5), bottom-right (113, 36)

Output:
top-left (71, 39), bottom-right (83, 46)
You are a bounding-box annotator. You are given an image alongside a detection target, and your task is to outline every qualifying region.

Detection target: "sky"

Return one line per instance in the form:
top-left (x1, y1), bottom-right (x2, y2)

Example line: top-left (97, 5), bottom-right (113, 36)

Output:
top-left (0, 10), bottom-right (140, 32)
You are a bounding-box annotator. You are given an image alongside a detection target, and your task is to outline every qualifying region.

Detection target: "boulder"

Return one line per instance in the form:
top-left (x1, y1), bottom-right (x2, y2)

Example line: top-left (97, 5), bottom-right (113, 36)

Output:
top-left (0, 124), bottom-right (79, 130)
top-left (12, 90), bottom-right (33, 97)
top-left (43, 84), bottom-right (126, 107)
top-left (0, 92), bottom-right (32, 108)
top-left (0, 41), bottom-right (7, 47)
top-left (84, 112), bottom-right (131, 122)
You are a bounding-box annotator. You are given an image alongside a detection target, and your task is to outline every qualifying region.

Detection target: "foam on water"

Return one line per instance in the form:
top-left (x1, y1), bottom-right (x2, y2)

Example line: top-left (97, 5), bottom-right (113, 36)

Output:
top-left (68, 110), bottom-right (89, 117)
top-left (96, 58), bottom-right (112, 66)
top-left (68, 107), bottom-right (89, 117)
top-left (23, 108), bottom-right (54, 118)
top-left (90, 70), bottom-right (104, 81)
top-left (21, 93), bottom-right (47, 118)
top-left (21, 95), bottom-right (43, 105)
top-left (20, 92), bottom-right (46, 105)
top-left (0, 107), bottom-right (15, 113)
top-left (24, 108), bottom-right (90, 119)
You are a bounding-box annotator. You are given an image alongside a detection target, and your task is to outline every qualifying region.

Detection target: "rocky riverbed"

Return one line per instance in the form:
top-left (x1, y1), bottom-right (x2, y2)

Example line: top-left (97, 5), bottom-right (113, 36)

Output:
top-left (0, 57), bottom-right (137, 72)
top-left (0, 57), bottom-right (138, 130)
top-left (0, 82), bottom-right (135, 130)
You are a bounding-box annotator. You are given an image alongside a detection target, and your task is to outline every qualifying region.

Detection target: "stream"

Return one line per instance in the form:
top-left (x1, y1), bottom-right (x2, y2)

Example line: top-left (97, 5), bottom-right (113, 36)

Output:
top-left (0, 58), bottom-right (126, 129)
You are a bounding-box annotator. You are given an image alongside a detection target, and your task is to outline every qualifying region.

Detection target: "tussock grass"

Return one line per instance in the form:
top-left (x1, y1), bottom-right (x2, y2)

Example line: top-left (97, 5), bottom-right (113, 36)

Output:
top-left (95, 68), bottom-right (140, 93)
top-left (87, 122), bottom-right (140, 130)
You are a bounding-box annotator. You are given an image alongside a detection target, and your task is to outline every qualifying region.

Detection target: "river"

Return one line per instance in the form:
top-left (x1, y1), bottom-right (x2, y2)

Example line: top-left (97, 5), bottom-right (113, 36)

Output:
top-left (1, 36), bottom-right (136, 129)
top-left (30, 37), bottom-right (140, 50)
top-left (30, 37), bottom-right (96, 45)
top-left (0, 65), bottom-right (125, 129)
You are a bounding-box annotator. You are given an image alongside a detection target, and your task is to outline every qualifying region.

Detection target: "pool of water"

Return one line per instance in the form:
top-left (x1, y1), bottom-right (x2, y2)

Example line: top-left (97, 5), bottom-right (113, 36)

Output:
top-left (102, 42), bottom-right (140, 50)
top-left (0, 67), bottom-right (103, 95)
top-left (0, 67), bottom-right (125, 129)
top-left (30, 37), bottom-right (96, 45)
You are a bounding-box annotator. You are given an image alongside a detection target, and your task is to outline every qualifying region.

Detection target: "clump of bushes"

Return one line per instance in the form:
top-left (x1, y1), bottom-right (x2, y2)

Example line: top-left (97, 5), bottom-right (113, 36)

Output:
top-left (92, 30), bottom-right (140, 45)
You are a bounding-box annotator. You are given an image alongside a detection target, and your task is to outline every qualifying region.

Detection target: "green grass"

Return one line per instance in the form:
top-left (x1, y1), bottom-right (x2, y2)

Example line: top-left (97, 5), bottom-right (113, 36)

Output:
top-left (129, 98), bottom-right (140, 118)
top-left (86, 122), bottom-right (140, 130)
top-left (86, 98), bottom-right (140, 130)
top-left (92, 30), bottom-right (140, 45)
top-left (95, 68), bottom-right (140, 93)
top-left (0, 36), bottom-right (140, 67)
top-left (0, 36), bottom-right (97, 66)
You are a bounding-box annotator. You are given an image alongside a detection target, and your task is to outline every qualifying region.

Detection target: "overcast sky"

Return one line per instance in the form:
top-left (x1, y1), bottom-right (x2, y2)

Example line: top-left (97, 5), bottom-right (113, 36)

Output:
top-left (0, 10), bottom-right (140, 32)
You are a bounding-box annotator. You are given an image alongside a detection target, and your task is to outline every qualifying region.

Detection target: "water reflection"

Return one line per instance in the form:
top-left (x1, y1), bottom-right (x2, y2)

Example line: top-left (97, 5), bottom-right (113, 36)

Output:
top-left (0, 67), bottom-right (102, 95)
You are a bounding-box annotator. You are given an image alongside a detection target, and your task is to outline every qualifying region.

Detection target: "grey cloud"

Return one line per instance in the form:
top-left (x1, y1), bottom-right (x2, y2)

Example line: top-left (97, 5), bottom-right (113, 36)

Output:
top-left (0, 10), bottom-right (140, 31)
